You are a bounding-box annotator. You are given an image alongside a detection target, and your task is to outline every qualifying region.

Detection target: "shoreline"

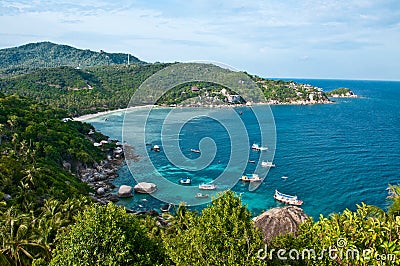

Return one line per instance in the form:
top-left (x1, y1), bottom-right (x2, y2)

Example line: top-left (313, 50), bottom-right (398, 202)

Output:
top-left (73, 100), bottom-right (334, 122)
top-left (73, 105), bottom-right (155, 121)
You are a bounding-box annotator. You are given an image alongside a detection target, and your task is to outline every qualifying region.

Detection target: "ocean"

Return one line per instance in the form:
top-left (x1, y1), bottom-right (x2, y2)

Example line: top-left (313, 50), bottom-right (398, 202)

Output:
top-left (85, 79), bottom-right (400, 218)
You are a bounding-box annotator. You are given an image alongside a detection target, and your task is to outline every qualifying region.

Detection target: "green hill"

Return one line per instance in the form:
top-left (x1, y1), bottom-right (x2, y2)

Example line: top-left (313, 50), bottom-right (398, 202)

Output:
top-left (0, 64), bottom-right (169, 116)
top-left (0, 41), bottom-right (145, 76)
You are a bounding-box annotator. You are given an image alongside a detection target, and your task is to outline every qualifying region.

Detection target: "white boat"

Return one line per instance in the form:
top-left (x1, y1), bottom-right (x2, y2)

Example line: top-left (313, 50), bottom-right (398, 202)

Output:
top-left (190, 149), bottom-right (200, 153)
top-left (261, 161), bottom-right (275, 168)
top-left (180, 177), bottom-right (191, 184)
top-left (199, 183), bottom-right (218, 190)
top-left (251, 143), bottom-right (268, 151)
top-left (274, 190), bottom-right (303, 206)
top-left (251, 143), bottom-right (260, 150)
top-left (240, 173), bottom-right (263, 182)
top-left (281, 176), bottom-right (288, 180)
top-left (151, 145), bottom-right (160, 152)
top-left (195, 193), bottom-right (209, 198)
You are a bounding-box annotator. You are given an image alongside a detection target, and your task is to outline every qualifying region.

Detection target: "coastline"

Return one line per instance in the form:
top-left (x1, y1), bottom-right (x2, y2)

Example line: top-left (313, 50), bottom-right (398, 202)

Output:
top-left (73, 100), bottom-right (334, 122)
top-left (73, 105), bottom-right (155, 121)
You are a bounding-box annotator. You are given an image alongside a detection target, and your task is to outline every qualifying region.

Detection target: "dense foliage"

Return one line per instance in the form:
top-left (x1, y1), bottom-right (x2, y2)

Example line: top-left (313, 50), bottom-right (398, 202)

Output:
top-left (0, 94), bottom-right (112, 265)
top-left (0, 197), bottom-right (90, 265)
top-left (50, 203), bottom-right (168, 266)
top-left (163, 191), bottom-right (263, 265)
top-left (155, 81), bottom-right (240, 106)
top-left (0, 94), bottom-right (109, 208)
top-left (252, 76), bottom-right (330, 103)
top-left (0, 42), bottom-right (144, 76)
top-left (268, 202), bottom-right (400, 265)
top-left (0, 64), bottom-right (169, 116)
top-left (325, 87), bottom-right (354, 97)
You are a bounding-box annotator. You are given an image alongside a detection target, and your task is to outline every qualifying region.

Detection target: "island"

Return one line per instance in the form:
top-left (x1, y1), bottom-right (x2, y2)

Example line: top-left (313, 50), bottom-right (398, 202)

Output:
top-left (326, 87), bottom-right (358, 98)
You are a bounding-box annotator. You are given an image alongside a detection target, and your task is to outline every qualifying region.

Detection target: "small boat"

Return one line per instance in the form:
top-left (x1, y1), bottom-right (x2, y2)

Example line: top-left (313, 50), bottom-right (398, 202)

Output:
top-left (195, 193), bottom-right (209, 198)
top-left (151, 145), bottom-right (160, 152)
top-left (199, 183), bottom-right (218, 190)
top-left (281, 176), bottom-right (288, 180)
top-left (248, 160), bottom-right (255, 163)
top-left (190, 149), bottom-right (200, 153)
top-left (274, 190), bottom-right (303, 206)
top-left (261, 161), bottom-right (275, 168)
top-left (160, 203), bottom-right (172, 212)
top-left (251, 143), bottom-right (260, 150)
top-left (180, 177), bottom-right (191, 184)
top-left (240, 173), bottom-right (263, 182)
top-left (251, 143), bottom-right (268, 151)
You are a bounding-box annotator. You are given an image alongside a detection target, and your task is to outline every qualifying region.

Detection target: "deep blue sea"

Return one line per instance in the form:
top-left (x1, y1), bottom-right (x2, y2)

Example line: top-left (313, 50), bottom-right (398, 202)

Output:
top-left (85, 79), bottom-right (400, 218)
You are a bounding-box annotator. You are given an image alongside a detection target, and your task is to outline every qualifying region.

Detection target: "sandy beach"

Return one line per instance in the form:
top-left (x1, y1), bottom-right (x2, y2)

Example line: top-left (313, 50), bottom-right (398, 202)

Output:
top-left (73, 105), bottom-right (156, 121)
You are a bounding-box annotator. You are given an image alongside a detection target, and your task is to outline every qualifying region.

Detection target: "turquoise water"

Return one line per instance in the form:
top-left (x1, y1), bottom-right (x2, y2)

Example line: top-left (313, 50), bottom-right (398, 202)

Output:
top-left (86, 79), bottom-right (400, 218)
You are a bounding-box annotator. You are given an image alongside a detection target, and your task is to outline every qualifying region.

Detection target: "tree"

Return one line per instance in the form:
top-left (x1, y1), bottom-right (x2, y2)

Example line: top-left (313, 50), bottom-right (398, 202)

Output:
top-left (387, 184), bottom-right (400, 217)
top-left (50, 203), bottom-right (167, 266)
top-left (163, 191), bottom-right (264, 265)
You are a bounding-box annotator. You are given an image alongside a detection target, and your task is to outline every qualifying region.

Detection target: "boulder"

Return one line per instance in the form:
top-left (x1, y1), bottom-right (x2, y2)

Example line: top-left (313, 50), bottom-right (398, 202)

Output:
top-left (96, 187), bottom-right (106, 195)
top-left (253, 206), bottom-right (308, 242)
top-left (118, 185), bottom-right (133, 198)
top-left (134, 182), bottom-right (157, 194)
top-left (108, 194), bottom-right (119, 202)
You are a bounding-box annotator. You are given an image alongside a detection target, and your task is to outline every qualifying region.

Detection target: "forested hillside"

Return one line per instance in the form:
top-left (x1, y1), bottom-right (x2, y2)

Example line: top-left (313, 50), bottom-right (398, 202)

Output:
top-left (0, 64), bottom-right (169, 116)
top-left (0, 42), bottom-right (144, 76)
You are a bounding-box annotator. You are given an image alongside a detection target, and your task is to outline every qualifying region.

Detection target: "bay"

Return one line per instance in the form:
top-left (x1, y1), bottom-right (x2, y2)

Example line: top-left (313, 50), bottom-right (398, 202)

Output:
top-left (85, 79), bottom-right (400, 218)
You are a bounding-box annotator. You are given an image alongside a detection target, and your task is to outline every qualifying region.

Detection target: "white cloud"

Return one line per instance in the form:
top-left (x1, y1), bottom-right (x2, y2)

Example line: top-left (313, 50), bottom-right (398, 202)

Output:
top-left (0, 0), bottom-right (399, 79)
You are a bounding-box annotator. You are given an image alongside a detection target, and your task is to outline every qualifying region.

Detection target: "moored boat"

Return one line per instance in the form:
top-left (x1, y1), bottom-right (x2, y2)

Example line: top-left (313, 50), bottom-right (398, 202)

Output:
top-left (195, 193), bottom-right (209, 198)
top-left (261, 160), bottom-right (275, 168)
top-left (151, 145), bottom-right (160, 152)
top-left (199, 183), bottom-right (217, 190)
top-left (273, 190), bottom-right (303, 206)
top-left (251, 143), bottom-right (260, 150)
top-left (251, 143), bottom-right (268, 151)
top-left (180, 177), bottom-right (191, 184)
top-left (240, 173), bottom-right (263, 182)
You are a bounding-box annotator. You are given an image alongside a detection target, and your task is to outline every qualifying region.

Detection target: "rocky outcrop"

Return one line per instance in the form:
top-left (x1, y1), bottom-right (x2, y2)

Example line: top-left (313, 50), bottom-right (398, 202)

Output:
top-left (118, 185), bottom-right (133, 198)
top-left (79, 144), bottom-right (124, 205)
top-left (134, 182), bottom-right (157, 194)
top-left (253, 206), bottom-right (308, 242)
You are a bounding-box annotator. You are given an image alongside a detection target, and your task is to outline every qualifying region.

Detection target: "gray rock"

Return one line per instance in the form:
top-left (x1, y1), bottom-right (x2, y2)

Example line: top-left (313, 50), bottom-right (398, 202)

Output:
top-left (108, 194), bottom-right (119, 202)
top-left (118, 185), bottom-right (133, 198)
top-left (134, 182), bottom-right (157, 194)
top-left (253, 206), bottom-right (308, 242)
top-left (97, 187), bottom-right (106, 195)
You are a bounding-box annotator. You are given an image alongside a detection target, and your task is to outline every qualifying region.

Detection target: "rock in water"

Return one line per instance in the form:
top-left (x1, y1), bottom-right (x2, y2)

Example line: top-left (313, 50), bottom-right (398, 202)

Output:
top-left (253, 206), bottom-right (308, 242)
top-left (134, 182), bottom-right (157, 194)
top-left (118, 185), bottom-right (133, 198)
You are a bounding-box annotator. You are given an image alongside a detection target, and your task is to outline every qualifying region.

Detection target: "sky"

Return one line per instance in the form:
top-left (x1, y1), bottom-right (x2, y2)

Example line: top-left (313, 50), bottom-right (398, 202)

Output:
top-left (0, 0), bottom-right (399, 80)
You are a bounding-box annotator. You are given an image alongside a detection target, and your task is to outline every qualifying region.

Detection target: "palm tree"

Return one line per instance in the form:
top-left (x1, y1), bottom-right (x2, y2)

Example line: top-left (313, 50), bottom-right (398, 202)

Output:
top-left (0, 206), bottom-right (49, 265)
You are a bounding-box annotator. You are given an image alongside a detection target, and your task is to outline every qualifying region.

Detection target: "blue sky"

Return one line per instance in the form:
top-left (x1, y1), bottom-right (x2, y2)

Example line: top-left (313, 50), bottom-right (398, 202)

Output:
top-left (0, 0), bottom-right (399, 80)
